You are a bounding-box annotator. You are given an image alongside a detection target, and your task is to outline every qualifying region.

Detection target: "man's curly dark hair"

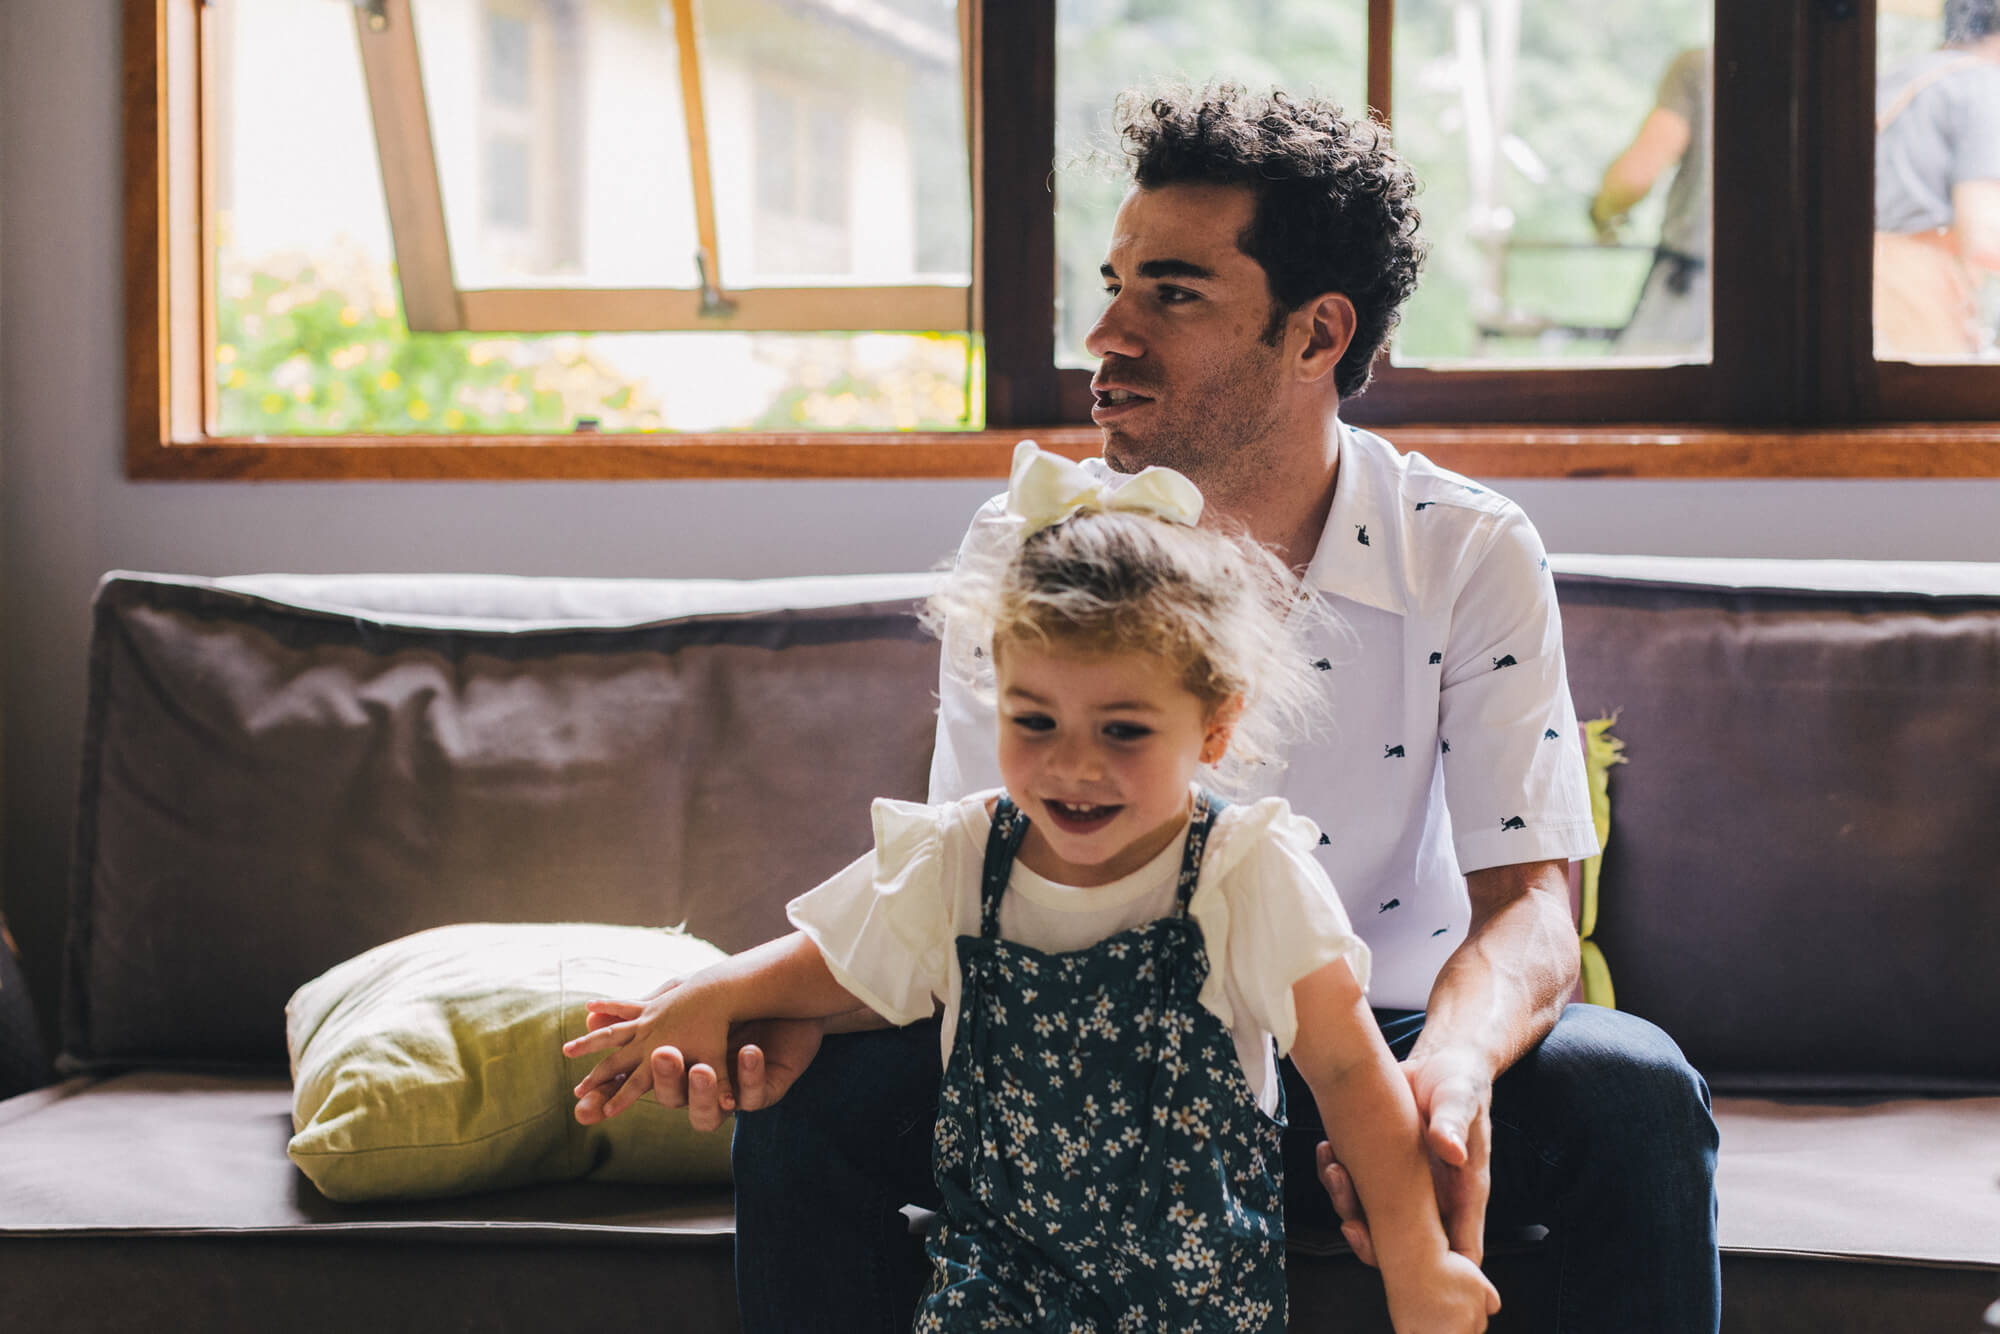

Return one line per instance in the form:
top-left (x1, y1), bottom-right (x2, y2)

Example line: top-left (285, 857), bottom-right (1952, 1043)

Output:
top-left (1115, 84), bottom-right (1425, 399)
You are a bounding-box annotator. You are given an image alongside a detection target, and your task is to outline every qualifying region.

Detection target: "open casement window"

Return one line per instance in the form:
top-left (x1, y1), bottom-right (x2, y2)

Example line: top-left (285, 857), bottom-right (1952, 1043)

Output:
top-left (129, 0), bottom-right (2000, 480)
top-left (358, 0), bottom-right (969, 336)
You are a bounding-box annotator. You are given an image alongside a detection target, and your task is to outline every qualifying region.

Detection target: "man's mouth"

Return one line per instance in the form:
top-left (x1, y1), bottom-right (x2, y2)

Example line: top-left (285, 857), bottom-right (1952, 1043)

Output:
top-left (1090, 385), bottom-right (1153, 421)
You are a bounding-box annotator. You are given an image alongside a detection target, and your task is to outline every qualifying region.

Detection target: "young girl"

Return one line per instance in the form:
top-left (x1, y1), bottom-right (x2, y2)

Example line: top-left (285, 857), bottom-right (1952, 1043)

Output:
top-left (565, 443), bottom-right (1499, 1334)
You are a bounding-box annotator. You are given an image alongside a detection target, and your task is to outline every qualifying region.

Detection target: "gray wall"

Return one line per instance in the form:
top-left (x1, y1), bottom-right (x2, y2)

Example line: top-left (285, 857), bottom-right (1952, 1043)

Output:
top-left (5, 2), bottom-right (2000, 1031)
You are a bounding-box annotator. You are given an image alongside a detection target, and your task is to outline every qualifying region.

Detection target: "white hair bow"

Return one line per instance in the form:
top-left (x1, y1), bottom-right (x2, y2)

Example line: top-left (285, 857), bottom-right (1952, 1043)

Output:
top-left (1004, 440), bottom-right (1204, 538)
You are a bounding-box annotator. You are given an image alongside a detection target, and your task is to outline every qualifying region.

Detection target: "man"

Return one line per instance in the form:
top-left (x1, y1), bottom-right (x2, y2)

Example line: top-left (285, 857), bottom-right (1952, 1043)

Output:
top-left (655, 85), bottom-right (1720, 1332)
top-left (1875, 0), bottom-right (2000, 358)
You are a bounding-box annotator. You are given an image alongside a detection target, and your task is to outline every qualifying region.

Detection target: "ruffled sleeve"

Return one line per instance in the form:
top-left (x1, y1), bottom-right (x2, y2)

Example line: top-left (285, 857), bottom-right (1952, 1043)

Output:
top-left (1188, 797), bottom-right (1372, 1057)
top-left (785, 797), bottom-right (959, 1026)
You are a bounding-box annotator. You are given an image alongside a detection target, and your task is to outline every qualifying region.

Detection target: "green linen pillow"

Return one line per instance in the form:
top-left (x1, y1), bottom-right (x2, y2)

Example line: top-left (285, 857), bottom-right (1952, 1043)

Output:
top-left (287, 921), bottom-right (733, 1203)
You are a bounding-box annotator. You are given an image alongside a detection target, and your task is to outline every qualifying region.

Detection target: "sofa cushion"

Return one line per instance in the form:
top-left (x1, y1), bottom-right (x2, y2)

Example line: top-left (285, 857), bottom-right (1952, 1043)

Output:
top-left (4, 1074), bottom-right (1994, 1274)
top-left (0, 1071), bottom-right (736, 1236)
top-left (64, 573), bottom-right (943, 1071)
top-left (287, 922), bottom-right (732, 1202)
top-left (1553, 556), bottom-right (2000, 1091)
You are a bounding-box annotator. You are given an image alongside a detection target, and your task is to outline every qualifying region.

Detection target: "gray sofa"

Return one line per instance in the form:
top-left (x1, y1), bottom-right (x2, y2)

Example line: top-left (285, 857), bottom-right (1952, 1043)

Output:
top-left (1, 557), bottom-right (1996, 1332)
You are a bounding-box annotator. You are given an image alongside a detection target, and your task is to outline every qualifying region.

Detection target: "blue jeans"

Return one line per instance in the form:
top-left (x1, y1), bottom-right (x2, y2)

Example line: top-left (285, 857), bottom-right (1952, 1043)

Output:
top-left (731, 1003), bottom-right (1719, 1334)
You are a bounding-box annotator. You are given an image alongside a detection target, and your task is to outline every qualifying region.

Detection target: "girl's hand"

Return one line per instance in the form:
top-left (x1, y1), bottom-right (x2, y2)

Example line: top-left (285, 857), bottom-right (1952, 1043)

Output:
top-left (564, 985), bottom-right (733, 1124)
top-left (1383, 1248), bottom-right (1500, 1334)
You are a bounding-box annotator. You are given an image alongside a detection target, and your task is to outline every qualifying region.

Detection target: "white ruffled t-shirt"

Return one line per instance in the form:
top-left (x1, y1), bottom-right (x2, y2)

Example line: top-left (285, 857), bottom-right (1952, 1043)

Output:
top-left (787, 788), bottom-right (1370, 1115)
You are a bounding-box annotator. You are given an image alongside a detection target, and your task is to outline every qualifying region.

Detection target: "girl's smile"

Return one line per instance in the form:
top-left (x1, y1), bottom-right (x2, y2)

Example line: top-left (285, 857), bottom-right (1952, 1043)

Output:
top-left (993, 637), bottom-right (1236, 887)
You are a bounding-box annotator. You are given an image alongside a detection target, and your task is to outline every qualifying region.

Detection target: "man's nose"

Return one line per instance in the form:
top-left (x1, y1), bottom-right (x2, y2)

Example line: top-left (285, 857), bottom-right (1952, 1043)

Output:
top-left (1084, 293), bottom-right (1142, 362)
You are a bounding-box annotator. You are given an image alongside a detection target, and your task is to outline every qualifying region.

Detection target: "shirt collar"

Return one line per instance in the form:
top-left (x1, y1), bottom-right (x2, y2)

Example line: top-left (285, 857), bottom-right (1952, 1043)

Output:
top-left (1303, 419), bottom-right (1408, 615)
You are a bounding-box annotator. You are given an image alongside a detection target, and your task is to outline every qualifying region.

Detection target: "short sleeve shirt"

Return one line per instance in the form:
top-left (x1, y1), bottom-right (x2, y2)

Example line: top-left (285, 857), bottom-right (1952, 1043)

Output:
top-left (927, 423), bottom-right (1599, 1011)
top-left (1876, 50), bottom-right (2000, 235)
top-left (787, 791), bottom-right (1370, 1115)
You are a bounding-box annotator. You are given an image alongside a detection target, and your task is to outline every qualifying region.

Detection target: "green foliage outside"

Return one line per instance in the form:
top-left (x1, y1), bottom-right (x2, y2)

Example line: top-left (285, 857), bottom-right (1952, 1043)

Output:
top-left (217, 248), bottom-right (663, 436)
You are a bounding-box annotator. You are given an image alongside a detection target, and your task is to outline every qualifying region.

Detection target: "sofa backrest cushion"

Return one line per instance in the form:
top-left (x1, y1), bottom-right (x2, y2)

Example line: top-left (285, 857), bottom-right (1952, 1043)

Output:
top-left (64, 573), bottom-right (943, 1071)
top-left (1555, 557), bottom-right (2000, 1091)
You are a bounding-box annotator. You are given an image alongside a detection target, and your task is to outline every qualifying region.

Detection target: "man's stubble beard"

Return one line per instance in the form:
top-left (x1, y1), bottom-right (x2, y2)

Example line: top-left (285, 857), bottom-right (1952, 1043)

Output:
top-left (1100, 346), bottom-right (1290, 516)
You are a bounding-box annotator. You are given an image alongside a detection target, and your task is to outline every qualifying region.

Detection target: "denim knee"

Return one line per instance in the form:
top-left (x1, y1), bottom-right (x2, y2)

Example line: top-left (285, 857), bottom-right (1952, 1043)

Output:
top-left (1506, 1003), bottom-right (1718, 1178)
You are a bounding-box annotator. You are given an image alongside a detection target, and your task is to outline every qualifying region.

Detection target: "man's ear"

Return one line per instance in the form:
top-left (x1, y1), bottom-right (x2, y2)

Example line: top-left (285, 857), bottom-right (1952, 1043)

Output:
top-left (1293, 293), bottom-right (1357, 384)
top-left (1200, 695), bottom-right (1246, 765)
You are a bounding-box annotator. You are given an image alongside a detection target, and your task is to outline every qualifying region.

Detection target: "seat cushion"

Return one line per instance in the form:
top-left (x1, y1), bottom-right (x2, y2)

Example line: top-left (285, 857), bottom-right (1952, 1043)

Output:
top-left (0, 1072), bottom-right (735, 1237)
top-left (1710, 1094), bottom-right (2000, 1267)
top-left (4, 1076), bottom-right (1994, 1272)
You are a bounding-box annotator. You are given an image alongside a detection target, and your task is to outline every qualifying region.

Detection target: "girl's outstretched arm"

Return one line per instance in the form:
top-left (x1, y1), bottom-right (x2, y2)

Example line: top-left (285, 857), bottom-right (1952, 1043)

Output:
top-left (563, 931), bottom-right (860, 1124)
top-left (1287, 957), bottom-right (1501, 1333)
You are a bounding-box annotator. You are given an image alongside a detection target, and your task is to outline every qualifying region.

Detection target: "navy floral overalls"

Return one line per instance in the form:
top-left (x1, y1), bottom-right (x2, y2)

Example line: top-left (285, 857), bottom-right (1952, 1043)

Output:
top-left (915, 793), bottom-right (1289, 1333)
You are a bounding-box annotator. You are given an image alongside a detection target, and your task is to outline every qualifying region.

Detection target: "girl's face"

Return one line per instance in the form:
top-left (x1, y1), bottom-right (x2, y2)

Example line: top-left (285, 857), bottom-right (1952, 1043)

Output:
top-left (994, 635), bottom-right (1236, 888)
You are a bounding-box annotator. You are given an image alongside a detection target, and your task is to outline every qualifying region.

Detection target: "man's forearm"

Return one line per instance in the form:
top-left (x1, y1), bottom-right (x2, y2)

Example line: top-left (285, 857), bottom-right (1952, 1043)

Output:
top-left (1412, 859), bottom-right (1578, 1080)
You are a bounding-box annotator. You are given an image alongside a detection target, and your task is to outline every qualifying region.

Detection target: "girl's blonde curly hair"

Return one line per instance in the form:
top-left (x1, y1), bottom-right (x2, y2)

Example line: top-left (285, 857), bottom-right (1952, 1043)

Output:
top-left (924, 508), bottom-right (1335, 796)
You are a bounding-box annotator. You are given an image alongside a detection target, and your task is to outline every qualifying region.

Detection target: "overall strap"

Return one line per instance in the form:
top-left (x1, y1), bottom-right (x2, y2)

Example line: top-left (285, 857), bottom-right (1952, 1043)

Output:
top-left (1173, 790), bottom-right (1227, 916)
top-left (979, 797), bottom-right (1032, 938)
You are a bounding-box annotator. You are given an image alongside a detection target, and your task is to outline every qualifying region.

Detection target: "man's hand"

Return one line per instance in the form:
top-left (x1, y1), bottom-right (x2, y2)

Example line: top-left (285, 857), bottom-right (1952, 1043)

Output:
top-left (1588, 194), bottom-right (1623, 246)
top-left (645, 1011), bottom-right (825, 1131)
top-left (1317, 1046), bottom-right (1494, 1267)
top-left (573, 980), bottom-right (826, 1131)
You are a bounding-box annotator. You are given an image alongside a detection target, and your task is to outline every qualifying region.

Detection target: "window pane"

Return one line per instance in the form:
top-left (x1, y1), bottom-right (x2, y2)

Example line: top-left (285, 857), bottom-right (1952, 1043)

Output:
top-left (414, 0), bottom-right (695, 288)
top-left (1872, 0), bottom-right (2000, 363)
top-left (704, 0), bottom-right (967, 287)
top-left (1392, 1), bottom-right (1712, 368)
top-left (1054, 2), bottom-right (1368, 370)
top-left (209, 0), bottom-right (977, 435)
top-left (409, 0), bottom-right (968, 291)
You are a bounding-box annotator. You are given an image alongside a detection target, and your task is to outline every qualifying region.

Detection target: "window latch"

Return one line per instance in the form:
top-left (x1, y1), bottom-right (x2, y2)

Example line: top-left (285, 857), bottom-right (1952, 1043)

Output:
top-left (695, 248), bottom-right (737, 318)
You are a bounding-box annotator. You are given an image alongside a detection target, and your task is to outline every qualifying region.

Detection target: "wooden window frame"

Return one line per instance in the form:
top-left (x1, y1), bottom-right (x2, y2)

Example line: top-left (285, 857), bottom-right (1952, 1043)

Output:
top-left (128, 0), bottom-right (2000, 481)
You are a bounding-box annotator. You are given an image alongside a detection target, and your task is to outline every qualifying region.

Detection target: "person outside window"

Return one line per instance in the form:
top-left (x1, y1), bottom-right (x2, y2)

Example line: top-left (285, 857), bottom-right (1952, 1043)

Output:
top-left (1590, 47), bottom-right (1711, 358)
top-left (1875, 0), bottom-right (2000, 359)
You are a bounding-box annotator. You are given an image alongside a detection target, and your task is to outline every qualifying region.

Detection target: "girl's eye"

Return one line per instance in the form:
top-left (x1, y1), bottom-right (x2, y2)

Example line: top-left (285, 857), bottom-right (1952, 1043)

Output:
top-left (1012, 714), bottom-right (1055, 733)
top-left (1103, 723), bottom-right (1152, 742)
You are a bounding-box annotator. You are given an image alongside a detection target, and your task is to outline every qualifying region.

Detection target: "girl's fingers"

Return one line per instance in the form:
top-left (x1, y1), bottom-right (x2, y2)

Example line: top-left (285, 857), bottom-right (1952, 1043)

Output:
top-left (582, 1000), bottom-right (643, 1033)
top-left (572, 1058), bottom-right (628, 1100)
top-left (601, 1058), bottom-right (654, 1119)
top-left (562, 1022), bottom-right (632, 1058)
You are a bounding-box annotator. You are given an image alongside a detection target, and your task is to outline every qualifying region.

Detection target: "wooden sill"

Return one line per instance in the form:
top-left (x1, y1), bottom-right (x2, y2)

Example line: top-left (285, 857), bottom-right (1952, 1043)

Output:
top-left (125, 423), bottom-right (2000, 482)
